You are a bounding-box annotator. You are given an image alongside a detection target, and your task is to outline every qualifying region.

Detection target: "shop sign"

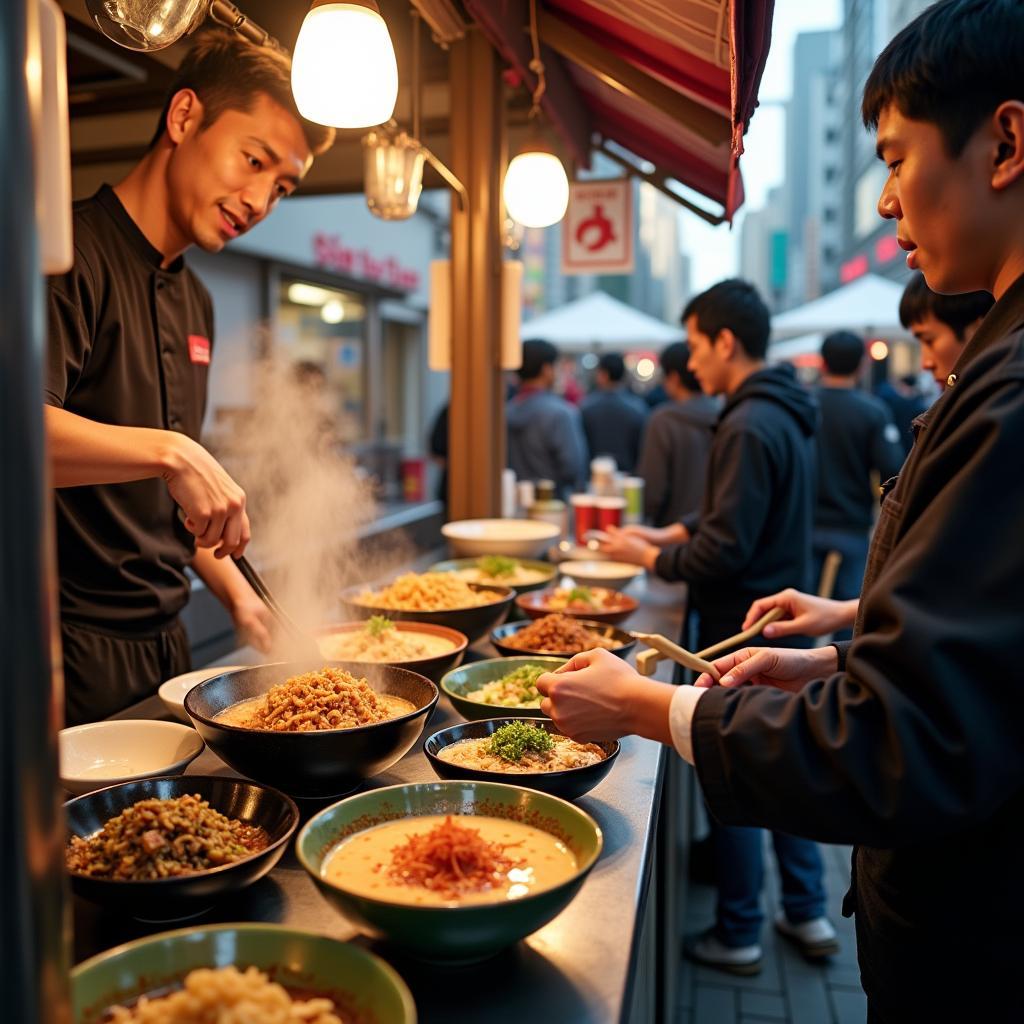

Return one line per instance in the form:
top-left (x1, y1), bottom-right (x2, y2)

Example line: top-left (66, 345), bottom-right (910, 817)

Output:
top-left (561, 179), bottom-right (634, 275)
top-left (313, 232), bottom-right (421, 292)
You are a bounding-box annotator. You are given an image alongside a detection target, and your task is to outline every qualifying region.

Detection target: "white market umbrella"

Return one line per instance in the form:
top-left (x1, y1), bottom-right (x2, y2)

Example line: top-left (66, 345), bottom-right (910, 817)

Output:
top-left (521, 291), bottom-right (684, 352)
top-left (771, 274), bottom-right (911, 341)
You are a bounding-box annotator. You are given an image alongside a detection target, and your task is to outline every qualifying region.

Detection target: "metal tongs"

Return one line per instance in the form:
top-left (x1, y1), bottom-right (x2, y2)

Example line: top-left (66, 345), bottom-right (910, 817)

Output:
top-left (632, 607), bottom-right (785, 683)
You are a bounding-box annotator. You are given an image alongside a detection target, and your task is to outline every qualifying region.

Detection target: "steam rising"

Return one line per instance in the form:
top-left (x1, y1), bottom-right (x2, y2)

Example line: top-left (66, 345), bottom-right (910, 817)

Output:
top-left (211, 352), bottom-right (413, 646)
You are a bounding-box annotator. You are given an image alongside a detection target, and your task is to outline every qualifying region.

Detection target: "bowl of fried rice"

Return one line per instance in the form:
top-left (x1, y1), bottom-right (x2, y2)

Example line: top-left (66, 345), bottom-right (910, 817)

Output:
top-left (339, 572), bottom-right (514, 644)
top-left (72, 923), bottom-right (415, 1024)
top-left (64, 775), bottom-right (299, 920)
top-left (490, 614), bottom-right (636, 661)
top-left (185, 662), bottom-right (439, 799)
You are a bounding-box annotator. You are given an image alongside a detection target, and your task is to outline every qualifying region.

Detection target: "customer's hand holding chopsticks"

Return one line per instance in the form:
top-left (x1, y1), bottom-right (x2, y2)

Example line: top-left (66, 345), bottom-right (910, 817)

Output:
top-left (693, 645), bottom-right (841, 692)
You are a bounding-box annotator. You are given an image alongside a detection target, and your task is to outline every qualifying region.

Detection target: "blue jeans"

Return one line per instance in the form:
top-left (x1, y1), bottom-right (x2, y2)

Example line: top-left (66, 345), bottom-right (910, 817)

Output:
top-left (812, 527), bottom-right (870, 642)
top-left (691, 609), bottom-right (828, 948)
top-left (711, 822), bottom-right (828, 947)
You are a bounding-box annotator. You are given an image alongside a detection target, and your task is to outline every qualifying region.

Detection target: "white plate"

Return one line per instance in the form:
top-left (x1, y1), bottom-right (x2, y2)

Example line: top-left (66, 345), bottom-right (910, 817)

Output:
top-left (441, 518), bottom-right (560, 558)
top-left (560, 560), bottom-right (644, 592)
top-left (159, 665), bottom-right (247, 723)
top-left (59, 719), bottom-right (204, 796)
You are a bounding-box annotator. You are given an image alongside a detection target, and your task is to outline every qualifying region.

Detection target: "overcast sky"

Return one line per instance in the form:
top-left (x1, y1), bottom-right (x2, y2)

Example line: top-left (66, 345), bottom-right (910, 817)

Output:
top-left (682, 0), bottom-right (844, 292)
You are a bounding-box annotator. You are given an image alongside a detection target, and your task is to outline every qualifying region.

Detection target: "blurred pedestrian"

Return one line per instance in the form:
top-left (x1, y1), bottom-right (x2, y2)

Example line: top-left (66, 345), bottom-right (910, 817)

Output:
top-left (812, 332), bottom-right (904, 638)
top-left (636, 342), bottom-right (718, 527)
top-left (579, 353), bottom-right (649, 472)
top-left (507, 339), bottom-right (588, 497)
top-left (898, 272), bottom-right (994, 388)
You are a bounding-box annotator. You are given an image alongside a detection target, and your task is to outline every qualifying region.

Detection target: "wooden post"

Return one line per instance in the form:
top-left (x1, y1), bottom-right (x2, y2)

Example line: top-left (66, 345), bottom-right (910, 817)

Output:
top-left (447, 27), bottom-right (506, 520)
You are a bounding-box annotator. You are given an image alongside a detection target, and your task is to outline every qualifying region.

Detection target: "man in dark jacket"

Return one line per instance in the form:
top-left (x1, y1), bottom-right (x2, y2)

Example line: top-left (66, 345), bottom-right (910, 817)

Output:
top-left (538, 2), bottom-right (1024, 1016)
top-left (601, 279), bottom-right (834, 973)
top-left (812, 331), bottom-right (904, 636)
top-left (579, 353), bottom-right (648, 472)
top-left (507, 339), bottom-right (587, 497)
top-left (636, 342), bottom-right (718, 527)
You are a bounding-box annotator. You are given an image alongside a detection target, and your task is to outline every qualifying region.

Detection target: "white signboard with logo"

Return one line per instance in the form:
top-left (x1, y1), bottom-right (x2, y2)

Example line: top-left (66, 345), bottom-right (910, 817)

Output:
top-left (561, 179), bottom-right (634, 275)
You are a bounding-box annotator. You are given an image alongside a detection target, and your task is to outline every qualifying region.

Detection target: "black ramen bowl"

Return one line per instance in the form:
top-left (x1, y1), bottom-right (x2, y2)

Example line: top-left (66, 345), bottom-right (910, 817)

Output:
top-left (339, 581), bottom-right (514, 644)
top-left (490, 619), bottom-right (637, 661)
top-left (64, 775), bottom-right (299, 921)
top-left (423, 718), bottom-right (620, 802)
top-left (185, 662), bottom-right (439, 800)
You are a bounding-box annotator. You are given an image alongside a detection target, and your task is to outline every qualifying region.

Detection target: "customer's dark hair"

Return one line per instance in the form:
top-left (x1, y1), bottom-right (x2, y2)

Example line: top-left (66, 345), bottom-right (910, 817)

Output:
top-left (518, 338), bottom-right (559, 381)
top-left (898, 273), bottom-right (994, 338)
top-left (659, 342), bottom-right (701, 392)
top-left (149, 29), bottom-right (335, 155)
top-left (682, 279), bottom-right (770, 360)
top-left (821, 331), bottom-right (865, 376)
top-left (597, 352), bottom-right (626, 382)
top-left (862, 0), bottom-right (1024, 156)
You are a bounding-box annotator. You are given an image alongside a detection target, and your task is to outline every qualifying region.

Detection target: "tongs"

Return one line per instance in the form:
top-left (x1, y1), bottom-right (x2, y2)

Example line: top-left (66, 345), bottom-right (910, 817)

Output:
top-left (632, 608), bottom-right (785, 683)
top-left (233, 555), bottom-right (322, 662)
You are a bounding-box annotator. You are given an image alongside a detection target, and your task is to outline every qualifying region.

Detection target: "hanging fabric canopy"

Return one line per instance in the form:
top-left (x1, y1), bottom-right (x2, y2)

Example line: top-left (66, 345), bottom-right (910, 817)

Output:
top-left (521, 290), bottom-right (684, 350)
top-left (771, 274), bottom-right (912, 340)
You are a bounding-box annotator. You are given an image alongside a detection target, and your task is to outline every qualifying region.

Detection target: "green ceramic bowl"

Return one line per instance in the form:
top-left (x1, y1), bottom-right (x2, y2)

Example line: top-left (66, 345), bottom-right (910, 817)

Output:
top-left (429, 557), bottom-right (557, 596)
top-left (296, 780), bottom-right (603, 963)
top-left (72, 923), bottom-right (416, 1024)
top-left (440, 656), bottom-right (567, 721)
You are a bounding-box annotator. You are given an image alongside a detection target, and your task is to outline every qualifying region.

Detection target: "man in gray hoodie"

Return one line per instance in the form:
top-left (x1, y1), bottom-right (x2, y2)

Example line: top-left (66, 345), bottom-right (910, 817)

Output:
top-left (507, 339), bottom-right (588, 497)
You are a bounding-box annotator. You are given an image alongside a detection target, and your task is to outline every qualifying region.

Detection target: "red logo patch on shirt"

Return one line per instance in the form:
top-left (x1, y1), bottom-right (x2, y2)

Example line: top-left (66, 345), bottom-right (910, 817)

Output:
top-left (188, 334), bottom-right (211, 365)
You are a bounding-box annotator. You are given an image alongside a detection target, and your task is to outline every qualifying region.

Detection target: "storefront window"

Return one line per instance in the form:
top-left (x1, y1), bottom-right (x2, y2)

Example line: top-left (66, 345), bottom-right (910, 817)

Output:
top-left (276, 277), bottom-right (368, 444)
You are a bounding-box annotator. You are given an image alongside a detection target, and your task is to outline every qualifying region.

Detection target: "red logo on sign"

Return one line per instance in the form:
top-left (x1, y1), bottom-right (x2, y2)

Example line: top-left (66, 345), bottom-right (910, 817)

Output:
top-left (188, 334), bottom-right (211, 365)
top-left (575, 204), bottom-right (617, 252)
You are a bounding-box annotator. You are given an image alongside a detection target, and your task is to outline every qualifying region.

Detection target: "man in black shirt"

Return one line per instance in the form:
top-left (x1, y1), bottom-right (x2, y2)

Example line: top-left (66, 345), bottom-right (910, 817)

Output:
top-left (579, 352), bottom-right (648, 472)
top-left (46, 32), bottom-right (334, 724)
top-left (812, 331), bottom-right (904, 638)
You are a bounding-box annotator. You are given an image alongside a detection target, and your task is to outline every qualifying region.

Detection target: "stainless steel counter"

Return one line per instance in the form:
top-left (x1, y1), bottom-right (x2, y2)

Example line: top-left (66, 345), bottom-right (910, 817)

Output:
top-left (72, 575), bottom-right (689, 1024)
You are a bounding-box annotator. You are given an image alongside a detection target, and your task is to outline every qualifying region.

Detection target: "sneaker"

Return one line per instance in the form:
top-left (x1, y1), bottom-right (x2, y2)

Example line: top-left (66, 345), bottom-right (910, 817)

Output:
top-left (774, 913), bottom-right (840, 961)
top-left (683, 928), bottom-right (763, 976)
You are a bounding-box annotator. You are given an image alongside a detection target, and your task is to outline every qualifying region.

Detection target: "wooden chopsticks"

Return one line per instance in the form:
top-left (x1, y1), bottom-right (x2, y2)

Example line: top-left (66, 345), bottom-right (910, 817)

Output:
top-left (633, 608), bottom-right (785, 682)
top-left (233, 555), bottom-right (321, 661)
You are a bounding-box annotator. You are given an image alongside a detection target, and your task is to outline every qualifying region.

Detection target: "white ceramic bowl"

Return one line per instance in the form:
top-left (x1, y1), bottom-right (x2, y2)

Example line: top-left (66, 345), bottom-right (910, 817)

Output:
top-left (441, 518), bottom-right (560, 558)
top-left (159, 665), bottom-right (247, 723)
top-left (560, 560), bottom-right (644, 592)
top-left (59, 720), bottom-right (205, 796)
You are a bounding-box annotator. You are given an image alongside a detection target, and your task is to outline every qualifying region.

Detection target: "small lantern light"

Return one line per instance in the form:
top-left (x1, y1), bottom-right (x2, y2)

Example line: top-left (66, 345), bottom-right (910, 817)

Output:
top-left (363, 130), bottom-right (425, 221)
top-left (85, 0), bottom-right (207, 51)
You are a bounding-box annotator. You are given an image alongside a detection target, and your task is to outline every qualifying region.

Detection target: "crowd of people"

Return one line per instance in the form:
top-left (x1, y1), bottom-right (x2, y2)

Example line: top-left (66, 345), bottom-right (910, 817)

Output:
top-left (534, 1), bottom-right (1024, 1018)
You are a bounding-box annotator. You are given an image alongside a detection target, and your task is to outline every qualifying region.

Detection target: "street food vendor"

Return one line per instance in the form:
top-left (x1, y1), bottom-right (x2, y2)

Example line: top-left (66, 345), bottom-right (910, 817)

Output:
top-left (44, 32), bottom-right (334, 726)
top-left (538, 1), bottom-right (1024, 1018)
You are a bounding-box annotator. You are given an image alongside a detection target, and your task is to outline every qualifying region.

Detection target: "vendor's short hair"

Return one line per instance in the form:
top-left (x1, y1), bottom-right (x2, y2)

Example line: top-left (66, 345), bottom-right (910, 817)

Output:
top-left (898, 273), bottom-right (994, 338)
top-left (598, 353), bottom-right (626, 382)
top-left (659, 342), bottom-right (701, 392)
top-left (821, 331), bottom-right (865, 376)
top-left (149, 29), bottom-right (335, 155)
top-left (862, 0), bottom-right (1024, 157)
top-left (518, 339), bottom-right (559, 381)
top-left (682, 279), bottom-right (770, 360)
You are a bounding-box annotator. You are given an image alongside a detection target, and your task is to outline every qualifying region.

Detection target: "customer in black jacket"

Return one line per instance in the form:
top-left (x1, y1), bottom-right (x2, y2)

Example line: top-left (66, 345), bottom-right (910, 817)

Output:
top-left (812, 331), bottom-right (904, 637)
top-left (538, 2), bottom-right (1024, 1017)
top-left (579, 352), bottom-right (648, 473)
top-left (600, 279), bottom-right (833, 974)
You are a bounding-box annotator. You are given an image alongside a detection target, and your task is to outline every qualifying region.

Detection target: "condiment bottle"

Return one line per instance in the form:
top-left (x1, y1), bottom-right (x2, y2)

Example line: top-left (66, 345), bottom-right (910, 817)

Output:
top-left (528, 480), bottom-right (566, 539)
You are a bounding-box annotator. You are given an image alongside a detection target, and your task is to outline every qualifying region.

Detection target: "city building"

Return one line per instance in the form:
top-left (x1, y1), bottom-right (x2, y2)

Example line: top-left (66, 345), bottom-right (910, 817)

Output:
top-left (739, 186), bottom-right (789, 308)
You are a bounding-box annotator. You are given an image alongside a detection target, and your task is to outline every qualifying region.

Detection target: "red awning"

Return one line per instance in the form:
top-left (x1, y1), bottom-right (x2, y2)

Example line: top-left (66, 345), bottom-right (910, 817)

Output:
top-left (465, 0), bottom-right (775, 222)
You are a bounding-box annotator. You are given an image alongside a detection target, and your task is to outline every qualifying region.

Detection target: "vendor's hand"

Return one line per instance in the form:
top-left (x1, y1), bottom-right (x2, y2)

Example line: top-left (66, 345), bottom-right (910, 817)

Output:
top-left (599, 525), bottom-right (659, 570)
top-left (536, 648), bottom-right (643, 741)
top-left (161, 433), bottom-right (251, 558)
top-left (694, 645), bottom-right (839, 692)
top-left (229, 590), bottom-right (273, 653)
top-left (620, 522), bottom-right (689, 547)
top-left (743, 588), bottom-right (857, 639)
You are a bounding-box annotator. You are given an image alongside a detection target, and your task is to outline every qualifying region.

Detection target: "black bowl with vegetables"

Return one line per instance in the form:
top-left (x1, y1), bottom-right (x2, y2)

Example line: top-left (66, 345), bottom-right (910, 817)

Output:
top-left (64, 775), bottom-right (299, 921)
top-left (424, 718), bottom-right (620, 801)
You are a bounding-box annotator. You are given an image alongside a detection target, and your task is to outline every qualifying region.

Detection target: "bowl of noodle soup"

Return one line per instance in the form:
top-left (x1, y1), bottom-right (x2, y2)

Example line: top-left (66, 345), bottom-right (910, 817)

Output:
top-left (185, 662), bottom-right (438, 800)
top-left (296, 780), bottom-right (602, 963)
top-left (71, 923), bottom-right (415, 1024)
top-left (340, 573), bottom-right (513, 644)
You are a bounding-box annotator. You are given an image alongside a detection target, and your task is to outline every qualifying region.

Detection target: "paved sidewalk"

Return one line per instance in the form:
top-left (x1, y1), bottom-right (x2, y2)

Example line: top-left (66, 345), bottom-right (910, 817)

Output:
top-left (676, 842), bottom-right (866, 1024)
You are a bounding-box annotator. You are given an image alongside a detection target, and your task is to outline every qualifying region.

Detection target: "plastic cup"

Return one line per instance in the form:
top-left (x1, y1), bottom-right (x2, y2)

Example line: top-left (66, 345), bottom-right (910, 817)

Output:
top-left (570, 494), bottom-right (599, 543)
top-left (595, 495), bottom-right (627, 531)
